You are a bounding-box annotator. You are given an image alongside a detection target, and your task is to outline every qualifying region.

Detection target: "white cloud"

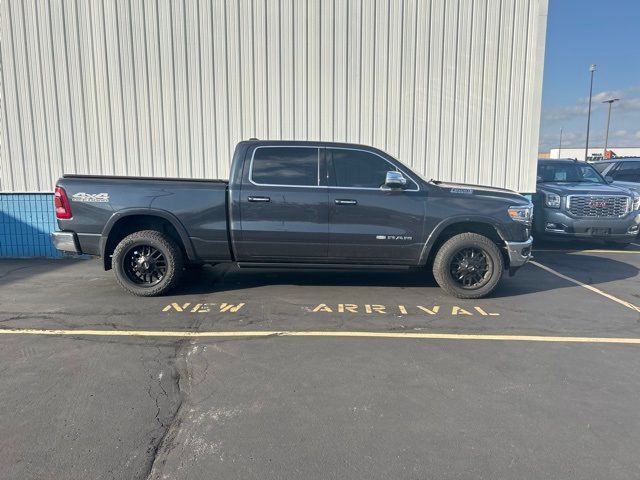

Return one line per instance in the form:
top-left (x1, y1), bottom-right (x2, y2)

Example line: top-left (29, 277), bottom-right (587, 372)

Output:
top-left (540, 84), bottom-right (640, 151)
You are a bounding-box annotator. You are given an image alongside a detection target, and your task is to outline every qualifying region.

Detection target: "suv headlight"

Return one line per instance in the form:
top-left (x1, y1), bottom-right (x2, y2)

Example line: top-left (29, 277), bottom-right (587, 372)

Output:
top-left (632, 192), bottom-right (640, 211)
top-left (544, 192), bottom-right (561, 208)
top-left (508, 205), bottom-right (533, 224)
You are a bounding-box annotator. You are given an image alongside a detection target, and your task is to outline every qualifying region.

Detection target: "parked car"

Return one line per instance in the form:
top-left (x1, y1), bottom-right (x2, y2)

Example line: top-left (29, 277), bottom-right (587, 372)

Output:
top-left (51, 140), bottom-right (533, 299)
top-left (592, 157), bottom-right (640, 195)
top-left (533, 159), bottom-right (640, 246)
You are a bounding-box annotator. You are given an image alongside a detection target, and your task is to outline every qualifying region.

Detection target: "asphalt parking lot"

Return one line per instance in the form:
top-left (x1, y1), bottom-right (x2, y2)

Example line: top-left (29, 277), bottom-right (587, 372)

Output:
top-left (1, 241), bottom-right (640, 479)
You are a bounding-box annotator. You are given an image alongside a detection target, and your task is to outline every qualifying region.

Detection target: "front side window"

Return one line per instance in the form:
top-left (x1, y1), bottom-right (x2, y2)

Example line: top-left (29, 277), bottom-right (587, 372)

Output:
top-left (612, 161), bottom-right (640, 182)
top-left (330, 149), bottom-right (393, 188)
top-left (537, 162), bottom-right (605, 184)
top-left (251, 147), bottom-right (319, 186)
top-left (592, 162), bottom-right (612, 173)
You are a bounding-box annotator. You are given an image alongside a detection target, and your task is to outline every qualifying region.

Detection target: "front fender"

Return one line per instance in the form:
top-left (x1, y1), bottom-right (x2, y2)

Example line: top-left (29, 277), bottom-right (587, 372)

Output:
top-left (417, 215), bottom-right (508, 265)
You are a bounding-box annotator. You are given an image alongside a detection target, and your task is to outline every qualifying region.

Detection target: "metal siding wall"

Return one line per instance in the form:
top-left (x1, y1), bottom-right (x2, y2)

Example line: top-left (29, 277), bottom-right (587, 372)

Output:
top-left (0, 0), bottom-right (547, 193)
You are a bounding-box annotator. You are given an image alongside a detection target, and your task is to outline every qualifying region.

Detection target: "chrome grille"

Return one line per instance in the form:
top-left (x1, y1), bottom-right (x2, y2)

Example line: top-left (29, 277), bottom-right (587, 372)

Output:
top-left (567, 195), bottom-right (630, 218)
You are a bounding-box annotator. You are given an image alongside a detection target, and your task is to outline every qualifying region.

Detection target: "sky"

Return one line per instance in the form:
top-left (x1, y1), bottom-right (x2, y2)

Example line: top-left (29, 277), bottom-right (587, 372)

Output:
top-left (539, 0), bottom-right (640, 152)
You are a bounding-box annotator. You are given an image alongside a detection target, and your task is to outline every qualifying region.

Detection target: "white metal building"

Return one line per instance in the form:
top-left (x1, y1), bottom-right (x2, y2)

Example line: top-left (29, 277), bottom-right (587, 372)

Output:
top-left (550, 147), bottom-right (640, 161)
top-left (0, 0), bottom-right (548, 257)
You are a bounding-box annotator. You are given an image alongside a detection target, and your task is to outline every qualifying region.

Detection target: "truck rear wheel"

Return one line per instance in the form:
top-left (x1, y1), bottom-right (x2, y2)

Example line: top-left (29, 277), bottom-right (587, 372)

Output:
top-left (112, 230), bottom-right (184, 296)
top-left (432, 232), bottom-right (504, 299)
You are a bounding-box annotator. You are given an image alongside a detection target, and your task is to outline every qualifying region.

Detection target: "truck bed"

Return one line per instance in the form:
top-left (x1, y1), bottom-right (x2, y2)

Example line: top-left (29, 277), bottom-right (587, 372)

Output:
top-left (63, 174), bottom-right (228, 184)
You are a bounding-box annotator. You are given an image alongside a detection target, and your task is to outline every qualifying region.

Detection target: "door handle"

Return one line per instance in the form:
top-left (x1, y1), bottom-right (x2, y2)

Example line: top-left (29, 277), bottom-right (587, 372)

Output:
top-left (248, 196), bottom-right (271, 203)
top-left (334, 199), bottom-right (357, 205)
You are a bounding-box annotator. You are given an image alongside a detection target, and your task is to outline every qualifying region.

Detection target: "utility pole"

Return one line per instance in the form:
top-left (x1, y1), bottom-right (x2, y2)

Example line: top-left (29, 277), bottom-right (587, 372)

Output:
top-left (602, 98), bottom-right (619, 156)
top-left (559, 127), bottom-right (563, 157)
top-left (584, 64), bottom-right (596, 161)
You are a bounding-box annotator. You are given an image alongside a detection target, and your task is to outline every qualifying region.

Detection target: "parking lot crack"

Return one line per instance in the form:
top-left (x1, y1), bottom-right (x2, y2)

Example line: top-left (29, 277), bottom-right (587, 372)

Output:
top-left (143, 340), bottom-right (193, 480)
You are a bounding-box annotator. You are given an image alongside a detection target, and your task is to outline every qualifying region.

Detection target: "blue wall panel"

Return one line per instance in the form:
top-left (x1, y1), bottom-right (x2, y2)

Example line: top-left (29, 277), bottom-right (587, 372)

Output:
top-left (0, 193), bottom-right (61, 257)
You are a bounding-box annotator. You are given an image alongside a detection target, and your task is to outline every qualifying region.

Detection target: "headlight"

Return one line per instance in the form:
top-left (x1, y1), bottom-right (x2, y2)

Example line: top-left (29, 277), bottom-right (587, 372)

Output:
top-left (508, 205), bottom-right (533, 224)
top-left (632, 192), bottom-right (640, 211)
top-left (544, 193), bottom-right (561, 208)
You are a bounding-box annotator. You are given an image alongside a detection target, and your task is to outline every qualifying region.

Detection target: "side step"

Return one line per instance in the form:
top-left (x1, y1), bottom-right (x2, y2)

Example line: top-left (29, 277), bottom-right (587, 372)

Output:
top-left (236, 262), bottom-right (412, 270)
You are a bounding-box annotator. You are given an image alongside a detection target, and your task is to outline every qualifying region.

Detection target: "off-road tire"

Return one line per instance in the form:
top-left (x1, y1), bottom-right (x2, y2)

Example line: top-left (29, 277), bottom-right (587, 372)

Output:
top-left (432, 232), bottom-right (504, 299)
top-left (112, 230), bottom-right (184, 296)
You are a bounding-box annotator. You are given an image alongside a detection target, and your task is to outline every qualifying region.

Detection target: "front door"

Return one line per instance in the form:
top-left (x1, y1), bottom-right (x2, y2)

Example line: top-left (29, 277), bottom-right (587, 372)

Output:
top-left (238, 146), bottom-right (328, 260)
top-left (327, 147), bottom-right (425, 263)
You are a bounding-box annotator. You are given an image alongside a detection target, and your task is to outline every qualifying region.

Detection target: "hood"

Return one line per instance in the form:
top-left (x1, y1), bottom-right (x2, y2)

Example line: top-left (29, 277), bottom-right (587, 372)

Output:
top-left (537, 182), bottom-right (633, 196)
top-left (611, 180), bottom-right (640, 195)
top-left (433, 181), bottom-right (530, 205)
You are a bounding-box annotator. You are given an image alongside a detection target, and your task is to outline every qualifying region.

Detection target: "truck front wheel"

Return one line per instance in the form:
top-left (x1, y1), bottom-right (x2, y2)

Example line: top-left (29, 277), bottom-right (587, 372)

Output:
top-left (112, 230), bottom-right (184, 296)
top-left (432, 233), bottom-right (504, 299)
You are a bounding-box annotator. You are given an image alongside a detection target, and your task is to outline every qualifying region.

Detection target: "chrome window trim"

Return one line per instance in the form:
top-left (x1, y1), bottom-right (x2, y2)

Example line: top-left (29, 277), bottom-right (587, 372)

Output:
top-left (249, 145), bottom-right (324, 188)
top-left (247, 144), bottom-right (421, 192)
top-left (325, 146), bottom-right (420, 192)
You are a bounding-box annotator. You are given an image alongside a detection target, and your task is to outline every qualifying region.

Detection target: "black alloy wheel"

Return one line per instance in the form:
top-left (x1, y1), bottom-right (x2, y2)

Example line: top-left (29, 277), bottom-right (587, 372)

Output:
top-left (449, 247), bottom-right (492, 289)
top-left (123, 245), bottom-right (167, 286)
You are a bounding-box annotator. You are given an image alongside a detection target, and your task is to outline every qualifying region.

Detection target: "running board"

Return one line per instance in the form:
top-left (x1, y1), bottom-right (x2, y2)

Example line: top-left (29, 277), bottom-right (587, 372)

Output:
top-left (236, 262), bottom-right (412, 270)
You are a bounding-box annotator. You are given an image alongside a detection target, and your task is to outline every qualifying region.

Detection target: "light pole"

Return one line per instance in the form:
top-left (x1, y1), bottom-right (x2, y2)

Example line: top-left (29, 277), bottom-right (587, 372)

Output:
top-left (559, 127), bottom-right (563, 157)
top-left (602, 98), bottom-right (619, 156)
top-left (584, 64), bottom-right (596, 161)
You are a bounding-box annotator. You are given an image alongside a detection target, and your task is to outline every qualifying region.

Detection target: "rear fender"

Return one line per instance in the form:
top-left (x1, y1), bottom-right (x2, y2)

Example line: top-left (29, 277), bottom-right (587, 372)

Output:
top-left (100, 208), bottom-right (198, 268)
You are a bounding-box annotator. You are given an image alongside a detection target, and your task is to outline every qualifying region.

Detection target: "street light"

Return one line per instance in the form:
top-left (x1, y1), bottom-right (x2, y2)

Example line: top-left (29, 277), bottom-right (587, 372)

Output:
top-left (584, 64), bottom-right (596, 161)
top-left (602, 98), bottom-right (619, 156)
top-left (559, 127), bottom-right (563, 157)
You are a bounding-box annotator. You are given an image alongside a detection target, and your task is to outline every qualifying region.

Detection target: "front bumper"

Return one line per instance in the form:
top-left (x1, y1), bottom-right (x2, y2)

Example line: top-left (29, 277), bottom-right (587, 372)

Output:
top-left (535, 208), bottom-right (640, 240)
top-left (505, 236), bottom-right (533, 270)
top-left (51, 231), bottom-right (80, 254)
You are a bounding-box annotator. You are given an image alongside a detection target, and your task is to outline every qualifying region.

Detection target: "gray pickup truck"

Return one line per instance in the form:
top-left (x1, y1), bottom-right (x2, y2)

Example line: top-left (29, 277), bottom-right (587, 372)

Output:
top-left (52, 140), bottom-right (533, 299)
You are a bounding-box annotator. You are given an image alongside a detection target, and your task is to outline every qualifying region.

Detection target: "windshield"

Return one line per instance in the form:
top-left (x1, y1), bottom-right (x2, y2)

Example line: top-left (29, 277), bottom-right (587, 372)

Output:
top-left (537, 162), bottom-right (605, 184)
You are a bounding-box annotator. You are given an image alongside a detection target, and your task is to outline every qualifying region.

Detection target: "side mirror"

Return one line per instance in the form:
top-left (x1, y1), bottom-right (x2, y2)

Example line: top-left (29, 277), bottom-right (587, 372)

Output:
top-left (605, 175), bottom-right (614, 184)
top-left (384, 171), bottom-right (407, 189)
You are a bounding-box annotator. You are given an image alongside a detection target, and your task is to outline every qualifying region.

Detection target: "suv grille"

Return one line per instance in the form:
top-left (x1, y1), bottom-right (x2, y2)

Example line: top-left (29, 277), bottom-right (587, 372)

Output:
top-left (567, 195), bottom-right (630, 218)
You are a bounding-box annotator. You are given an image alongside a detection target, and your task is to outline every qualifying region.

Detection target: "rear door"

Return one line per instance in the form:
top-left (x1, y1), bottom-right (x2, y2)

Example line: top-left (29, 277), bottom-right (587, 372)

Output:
top-left (327, 147), bottom-right (426, 264)
top-left (237, 146), bottom-right (328, 260)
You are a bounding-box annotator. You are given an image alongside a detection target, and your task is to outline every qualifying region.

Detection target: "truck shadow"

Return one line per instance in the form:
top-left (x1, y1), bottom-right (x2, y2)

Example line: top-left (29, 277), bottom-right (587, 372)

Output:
top-left (175, 265), bottom-right (436, 295)
top-left (173, 253), bottom-right (639, 299)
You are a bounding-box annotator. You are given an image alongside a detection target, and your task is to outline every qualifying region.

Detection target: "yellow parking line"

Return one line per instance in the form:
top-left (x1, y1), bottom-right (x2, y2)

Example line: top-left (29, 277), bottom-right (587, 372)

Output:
top-left (533, 249), bottom-right (640, 254)
top-left (1, 328), bottom-right (640, 344)
top-left (530, 260), bottom-right (640, 313)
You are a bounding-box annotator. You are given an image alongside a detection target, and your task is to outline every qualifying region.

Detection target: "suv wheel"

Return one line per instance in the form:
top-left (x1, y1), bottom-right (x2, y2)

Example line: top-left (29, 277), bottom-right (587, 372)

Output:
top-left (112, 230), bottom-right (184, 296)
top-left (432, 233), bottom-right (504, 299)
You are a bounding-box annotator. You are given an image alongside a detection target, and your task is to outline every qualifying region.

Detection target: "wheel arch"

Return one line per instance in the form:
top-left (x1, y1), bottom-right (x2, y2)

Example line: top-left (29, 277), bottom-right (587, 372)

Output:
top-left (419, 217), bottom-right (509, 267)
top-left (100, 209), bottom-right (197, 270)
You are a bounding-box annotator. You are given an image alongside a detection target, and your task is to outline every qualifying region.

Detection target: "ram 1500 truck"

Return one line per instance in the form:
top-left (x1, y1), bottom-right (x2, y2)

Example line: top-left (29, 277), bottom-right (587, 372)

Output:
top-left (52, 140), bottom-right (533, 299)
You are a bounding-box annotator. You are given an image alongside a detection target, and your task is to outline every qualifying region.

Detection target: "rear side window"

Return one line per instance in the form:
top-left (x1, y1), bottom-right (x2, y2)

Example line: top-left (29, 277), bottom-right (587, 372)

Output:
top-left (330, 149), bottom-right (393, 188)
top-left (612, 161), bottom-right (640, 182)
top-left (251, 147), bottom-right (319, 186)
